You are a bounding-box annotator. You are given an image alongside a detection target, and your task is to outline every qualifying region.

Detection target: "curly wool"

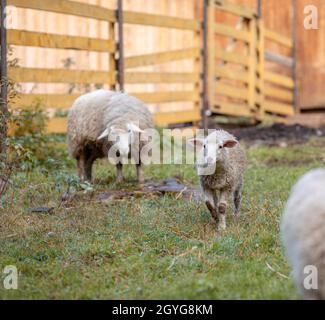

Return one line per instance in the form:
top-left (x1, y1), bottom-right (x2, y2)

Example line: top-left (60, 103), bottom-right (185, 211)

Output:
top-left (281, 169), bottom-right (325, 299)
top-left (67, 90), bottom-right (154, 158)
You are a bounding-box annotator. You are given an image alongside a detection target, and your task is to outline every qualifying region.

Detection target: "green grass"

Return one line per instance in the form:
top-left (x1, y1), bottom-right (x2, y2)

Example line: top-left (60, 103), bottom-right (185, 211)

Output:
top-left (1, 137), bottom-right (325, 299)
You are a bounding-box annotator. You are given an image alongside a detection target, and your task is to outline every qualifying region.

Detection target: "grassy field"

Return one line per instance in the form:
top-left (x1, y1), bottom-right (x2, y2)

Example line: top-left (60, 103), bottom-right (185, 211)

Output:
top-left (1, 137), bottom-right (325, 299)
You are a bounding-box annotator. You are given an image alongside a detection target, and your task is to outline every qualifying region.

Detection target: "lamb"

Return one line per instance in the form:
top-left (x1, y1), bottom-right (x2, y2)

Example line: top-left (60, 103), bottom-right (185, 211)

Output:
top-left (67, 89), bottom-right (154, 183)
top-left (281, 169), bottom-right (325, 300)
top-left (188, 130), bottom-right (246, 231)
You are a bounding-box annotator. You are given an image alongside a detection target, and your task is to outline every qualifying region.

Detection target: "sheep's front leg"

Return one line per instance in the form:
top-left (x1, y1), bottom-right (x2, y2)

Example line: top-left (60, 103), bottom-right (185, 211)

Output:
top-left (218, 189), bottom-right (232, 230)
top-left (116, 163), bottom-right (124, 183)
top-left (203, 188), bottom-right (219, 223)
top-left (136, 163), bottom-right (144, 184)
top-left (233, 185), bottom-right (243, 217)
top-left (77, 153), bottom-right (87, 182)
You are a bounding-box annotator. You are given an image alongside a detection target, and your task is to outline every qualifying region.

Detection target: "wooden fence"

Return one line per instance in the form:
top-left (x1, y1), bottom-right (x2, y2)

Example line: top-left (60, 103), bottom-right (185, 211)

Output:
top-left (263, 28), bottom-right (295, 116)
top-left (1, 0), bottom-right (296, 134)
top-left (207, 0), bottom-right (295, 120)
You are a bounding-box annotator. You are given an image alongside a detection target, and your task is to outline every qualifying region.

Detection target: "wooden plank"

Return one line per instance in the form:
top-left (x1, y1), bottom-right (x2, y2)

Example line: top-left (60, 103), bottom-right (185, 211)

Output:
top-left (125, 72), bottom-right (199, 84)
top-left (264, 101), bottom-right (294, 116)
top-left (215, 66), bottom-right (249, 83)
top-left (9, 2), bottom-right (200, 31)
top-left (193, 20), bottom-right (201, 124)
top-left (125, 48), bottom-right (200, 69)
top-left (11, 91), bottom-right (200, 110)
top-left (214, 23), bottom-right (250, 43)
top-left (8, 29), bottom-right (116, 52)
top-left (211, 102), bottom-right (252, 117)
top-left (123, 11), bottom-right (200, 31)
top-left (264, 71), bottom-right (294, 89)
top-left (132, 91), bottom-right (200, 103)
top-left (264, 114), bottom-right (288, 124)
top-left (154, 109), bottom-right (201, 126)
top-left (265, 50), bottom-right (293, 68)
top-left (208, 1), bottom-right (216, 109)
top-left (8, 0), bottom-right (116, 22)
top-left (248, 18), bottom-right (257, 112)
top-left (10, 94), bottom-right (80, 109)
top-left (9, 67), bottom-right (116, 85)
top-left (214, 0), bottom-right (255, 19)
top-left (264, 28), bottom-right (293, 48)
top-left (257, 19), bottom-right (265, 120)
top-left (264, 86), bottom-right (293, 103)
top-left (215, 49), bottom-right (249, 66)
top-left (215, 83), bottom-right (248, 100)
top-left (46, 117), bottom-right (67, 134)
top-left (109, 22), bottom-right (116, 90)
top-left (47, 109), bottom-right (202, 133)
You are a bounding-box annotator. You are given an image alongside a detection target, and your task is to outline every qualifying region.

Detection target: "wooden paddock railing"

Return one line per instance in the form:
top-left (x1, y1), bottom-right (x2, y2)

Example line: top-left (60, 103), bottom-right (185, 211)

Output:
top-left (6, 0), bottom-right (201, 132)
top-left (1, 0), bottom-right (296, 134)
top-left (263, 28), bottom-right (295, 116)
top-left (123, 8), bottom-right (201, 127)
top-left (208, 0), bottom-right (295, 120)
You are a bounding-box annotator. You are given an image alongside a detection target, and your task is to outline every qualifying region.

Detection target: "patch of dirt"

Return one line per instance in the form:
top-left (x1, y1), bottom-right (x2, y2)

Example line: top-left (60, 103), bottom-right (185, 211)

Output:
top-left (62, 178), bottom-right (201, 206)
top-left (229, 123), bottom-right (325, 146)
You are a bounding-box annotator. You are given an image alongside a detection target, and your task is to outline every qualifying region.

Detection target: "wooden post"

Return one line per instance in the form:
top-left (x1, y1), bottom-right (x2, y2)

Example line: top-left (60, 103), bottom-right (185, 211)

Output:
top-left (257, 0), bottom-right (262, 18)
top-left (109, 21), bottom-right (116, 90)
top-left (292, 0), bottom-right (298, 113)
top-left (201, 0), bottom-right (209, 133)
top-left (248, 17), bottom-right (257, 120)
top-left (207, 0), bottom-right (215, 125)
top-left (117, 0), bottom-right (124, 92)
top-left (257, 18), bottom-right (265, 120)
top-left (0, 0), bottom-right (8, 154)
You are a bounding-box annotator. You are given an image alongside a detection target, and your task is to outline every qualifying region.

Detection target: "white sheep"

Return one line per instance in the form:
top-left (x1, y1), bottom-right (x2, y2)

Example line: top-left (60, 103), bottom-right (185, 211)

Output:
top-left (188, 130), bottom-right (246, 231)
top-left (281, 168), bottom-right (325, 299)
top-left (67, 90), bottom-right (154, 183)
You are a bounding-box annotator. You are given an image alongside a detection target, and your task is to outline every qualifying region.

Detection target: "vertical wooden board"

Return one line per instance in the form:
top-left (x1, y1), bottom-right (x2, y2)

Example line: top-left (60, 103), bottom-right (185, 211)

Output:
top-left (248, 18), bottom-right (257, 118)
top-left (257, 19), bottom-right (265, 119)
top-left (109, 21), bottom-right (116, 90)
top-left (193, 15), bottom-right (201, 126)
top-left (207, 0), bottom-right (215, 109)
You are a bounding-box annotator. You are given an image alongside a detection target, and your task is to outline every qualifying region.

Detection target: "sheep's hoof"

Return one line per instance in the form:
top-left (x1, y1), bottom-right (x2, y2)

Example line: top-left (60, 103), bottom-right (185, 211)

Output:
top-left (218, 203), bottom-right (227, 214)
top-left (233, 211), bottom-right (240, 218)
top-left (217, 223), bottom-right (226, 232)
top-left (205, 201), bottom-right (219, 222)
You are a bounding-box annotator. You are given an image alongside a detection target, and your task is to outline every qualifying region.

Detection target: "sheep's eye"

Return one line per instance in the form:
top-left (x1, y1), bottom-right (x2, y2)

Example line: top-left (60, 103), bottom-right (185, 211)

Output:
top-left (219, 145), bottom-right (223, 149)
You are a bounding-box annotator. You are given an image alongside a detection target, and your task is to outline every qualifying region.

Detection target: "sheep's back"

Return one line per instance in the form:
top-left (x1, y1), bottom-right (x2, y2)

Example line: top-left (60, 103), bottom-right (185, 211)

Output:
top-left (281, 169), bottom-right (325, 299)
top-left (67, 90), bottom-right (113, 156)
top-left (103, 92), bottom-right (153, 130)
top-left (67, 90), bottom-right (153, 157)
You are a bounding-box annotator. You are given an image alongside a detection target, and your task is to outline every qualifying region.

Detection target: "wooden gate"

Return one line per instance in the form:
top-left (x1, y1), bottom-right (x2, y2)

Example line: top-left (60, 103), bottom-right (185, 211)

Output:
top-left (207, 0), bottom-right (294, 121)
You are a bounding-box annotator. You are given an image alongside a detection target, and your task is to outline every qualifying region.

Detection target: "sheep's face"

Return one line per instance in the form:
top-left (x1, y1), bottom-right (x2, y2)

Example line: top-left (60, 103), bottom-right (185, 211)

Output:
top-left (188, 131), bottom-right (237, 174)
top-left (98, 123), bottom-right (144, 160)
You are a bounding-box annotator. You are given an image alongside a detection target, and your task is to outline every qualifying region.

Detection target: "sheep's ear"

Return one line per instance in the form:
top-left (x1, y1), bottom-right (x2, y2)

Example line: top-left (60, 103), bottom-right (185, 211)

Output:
top-left (127, 123), bottom-right (144, 133)
top-left (223, 139), bottom-right (238, 148)
top-left (187, 138), bottom-right (204, 150)
top-left (97, 128), bottom-right (110, 140)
